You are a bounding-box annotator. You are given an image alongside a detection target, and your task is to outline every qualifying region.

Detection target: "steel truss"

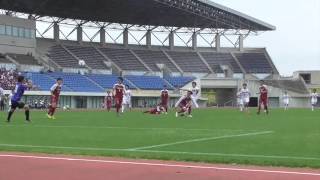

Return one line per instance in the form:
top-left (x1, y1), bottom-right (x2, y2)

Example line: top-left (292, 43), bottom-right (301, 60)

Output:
top-left (0, 9), bottom-right (261, 48)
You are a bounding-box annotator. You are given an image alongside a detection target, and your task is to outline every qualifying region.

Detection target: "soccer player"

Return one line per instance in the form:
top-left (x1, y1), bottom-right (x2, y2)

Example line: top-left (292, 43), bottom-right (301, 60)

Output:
top-left (7, 75), bottom-right (32, 122)
top-left (257, 81), bottom-right (269, 115)
top-left (122, 85), bottom-right (132, 113)
top-left (113, 77), bottom-right (126, 116)
top-left (282, 91), bottom-right (290, 110)
top-left (239, 83), bottom-right (251, 112)
top-left (160, 85), bottom-right (169, 114)
top-left (310, 89), bottom-right (318, 111)
top-left (104, 90), bottom-right (113, 112)
top-left (191, 81), bottom-right (200, 101)
top-left (175, 90), bottom-right (199, 118)
top-left (143, 104), bottom-right (165, 115)
top-left (47, 78), bottom-right (63, 119)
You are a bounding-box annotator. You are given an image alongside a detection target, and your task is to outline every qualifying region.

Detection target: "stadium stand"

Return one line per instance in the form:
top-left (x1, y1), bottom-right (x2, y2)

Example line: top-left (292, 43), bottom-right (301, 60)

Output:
top-left (125, 75), bottom-right (173, 90)
top-left (200, 52), bottom-right (242, 73)
top-left (99, 48), bottom-right (147, 71)
top-left (234, 53), bottom-right (273, 73)
top-left (0, 54), bottom-right (11, 63)
top-left (65, 46), bottom-right (109, 70)
top-left (166, 51), bottom-right (210, 73)
top-left (86, 74), bottom-right (135, 89)
top-left (0, 69), bottom-right (18, 90)
top-left (24, 72), bottom-right (71, 91)
top-left (263, 79), bottom-right (309, 94)
top-left (164, 76), bottom-right (195, 88)
top-left (46, 72), bottom-right (104, 92)
top-left (133, 50), bottom-right (179, 72)
top-left (48, 45), bottom-right (80, 68)
top-left (7, 53), bottom-right (39, 65)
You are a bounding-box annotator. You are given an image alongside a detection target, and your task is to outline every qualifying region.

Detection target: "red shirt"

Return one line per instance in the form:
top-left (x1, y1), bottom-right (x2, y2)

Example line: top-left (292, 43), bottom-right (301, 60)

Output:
top-left (179, 96), bottom-right (192, 107)
top-left (259, 85), bottom-right (268, 100)
top-left (161, 89), bottom-right (169, 104)
top-left (50, 83), bottom-right (62, 99)
top-left (113, 83), bottom-right (125, 98)
top-left (105, 95), bottom-right (112, 103)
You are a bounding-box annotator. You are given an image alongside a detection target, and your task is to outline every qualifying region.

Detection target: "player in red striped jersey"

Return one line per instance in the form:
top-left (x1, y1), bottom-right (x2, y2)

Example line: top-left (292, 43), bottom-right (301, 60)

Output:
top-left (113, 77), bottom-right (126, 116)
top-left (104, 90), bottom-right (113, 112)
top-left (257, 81), bottom-right (269, 115)
top-left (47, 78), bottom-right (63, 119)
top-left (175, 90), bottom-right (199, 118)
top-left (160, 85), bottom-right (169, 114)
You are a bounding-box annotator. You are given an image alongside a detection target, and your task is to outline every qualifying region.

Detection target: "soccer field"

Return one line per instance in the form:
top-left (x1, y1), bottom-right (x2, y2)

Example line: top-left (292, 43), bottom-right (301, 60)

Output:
top-left (0, 108), bottom-right (319, 168)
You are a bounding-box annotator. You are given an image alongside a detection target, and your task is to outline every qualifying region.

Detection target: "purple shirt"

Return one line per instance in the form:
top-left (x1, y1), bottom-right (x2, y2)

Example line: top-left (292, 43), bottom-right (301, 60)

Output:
top-left (11, 83), bottom-right (27, 102)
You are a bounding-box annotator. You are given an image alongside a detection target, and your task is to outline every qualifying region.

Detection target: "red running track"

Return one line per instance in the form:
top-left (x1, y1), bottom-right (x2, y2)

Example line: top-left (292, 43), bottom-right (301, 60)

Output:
top-left (0, 153), bottom-right (320, 180)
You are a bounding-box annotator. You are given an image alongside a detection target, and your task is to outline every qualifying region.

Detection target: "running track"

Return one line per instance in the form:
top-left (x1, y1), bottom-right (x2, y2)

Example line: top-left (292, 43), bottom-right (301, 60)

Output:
top-left (0, 153), bottom-right (320, 180)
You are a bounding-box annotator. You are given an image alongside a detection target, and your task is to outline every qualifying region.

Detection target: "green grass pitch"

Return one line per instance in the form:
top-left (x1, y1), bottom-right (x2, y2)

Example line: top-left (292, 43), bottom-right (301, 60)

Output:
top-left (0, 108), bottom-right (320, 168)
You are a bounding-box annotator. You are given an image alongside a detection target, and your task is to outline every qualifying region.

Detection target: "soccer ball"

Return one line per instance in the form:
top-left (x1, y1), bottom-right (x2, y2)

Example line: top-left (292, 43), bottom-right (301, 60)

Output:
top-left (78, 60), bottom-right (86, 66)
top-left (63, 105), bottom-right (70, 111)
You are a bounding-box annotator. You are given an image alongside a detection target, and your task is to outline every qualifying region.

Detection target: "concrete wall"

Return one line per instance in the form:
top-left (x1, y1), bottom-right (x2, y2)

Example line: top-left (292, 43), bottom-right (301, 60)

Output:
top-left (0, 15), bottom-right (36, 54)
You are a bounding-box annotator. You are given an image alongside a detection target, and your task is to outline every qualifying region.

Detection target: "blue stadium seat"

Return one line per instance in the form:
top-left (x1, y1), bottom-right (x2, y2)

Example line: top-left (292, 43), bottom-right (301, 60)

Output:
top-left (24, 72), bottom-right (72, 91)
top-left (46, 72), bottom-right (104, 92)
top-left (125, 75), bottom-right (173, 90)
top-left (86, 74), bottom-right (134, 90)
top-left (165, 76), bottom-right (195, 88)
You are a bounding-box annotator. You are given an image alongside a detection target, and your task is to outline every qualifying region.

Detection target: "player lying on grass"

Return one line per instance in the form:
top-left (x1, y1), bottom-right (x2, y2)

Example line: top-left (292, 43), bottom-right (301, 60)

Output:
top-left (282, 91), bottom-right (290, 110)
top-left (160, 85), bottom-right (169, 114)
top-left (7, 75), bottom-right (32, 123)
top-left (238, 83), bottom-right (251, 112)
top-left (113, 77), bottom-right (126, 116)
top-left (143, 104), bottom-right (166, 115)
top-left (257, 81), bottom-right (269, 115)
top-left (47, 78), bottom-right (63, 119)
top-left (310, 89), bottom-right (318, 111)
top-left (175, 89), bottom-right (199, 118)
top-left (122, 85), bottom-right (132, 113)
top-left (104, 90), bottom-right (113, 112)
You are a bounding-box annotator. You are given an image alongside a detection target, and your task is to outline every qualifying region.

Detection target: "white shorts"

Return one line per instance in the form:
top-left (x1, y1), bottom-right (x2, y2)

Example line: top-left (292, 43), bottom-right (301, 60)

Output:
top-left (122, 99), bottom-right (132, 107)
top-left (311, 99), bottom-right (317, 105)
top-left (283, 99), bottom-right (289, 105)
top-left (240, 98), bottom-right (250, 105)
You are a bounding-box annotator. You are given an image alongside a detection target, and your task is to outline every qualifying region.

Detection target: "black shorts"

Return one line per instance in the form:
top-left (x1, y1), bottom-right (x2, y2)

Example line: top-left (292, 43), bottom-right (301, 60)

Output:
top-left (11, 101), bottom-right (25, 109)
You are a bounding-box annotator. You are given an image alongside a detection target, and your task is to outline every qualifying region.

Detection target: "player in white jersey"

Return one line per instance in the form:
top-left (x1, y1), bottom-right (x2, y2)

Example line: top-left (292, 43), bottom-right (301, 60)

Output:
top-left (191, 82), bottom-right (200, 101)
top-left (310, 89), bottom-right (318, 111)
top-left (122, 85), bottom-right (132, 113)
top-left (239, 83), bottom-right (251, 112)
top-left (282, 91), bottom-right (290, 110)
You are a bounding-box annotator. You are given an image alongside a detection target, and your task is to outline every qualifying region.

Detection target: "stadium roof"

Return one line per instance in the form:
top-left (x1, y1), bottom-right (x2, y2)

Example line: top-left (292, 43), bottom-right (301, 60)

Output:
top-left (0, 0), bottom-right (275, 31)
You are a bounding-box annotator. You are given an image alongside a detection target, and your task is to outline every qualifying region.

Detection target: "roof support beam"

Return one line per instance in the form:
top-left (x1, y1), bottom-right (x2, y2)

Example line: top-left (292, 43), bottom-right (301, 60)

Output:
top-left (53, 22), bottom-right (59, 42)
top-left (192, 32), bottom-right (197, 50)
top-left (123, 28), bottom-right (129, 47)
top-left (215, 34), bottom-right (221, 51)
top-left (169, 31), bottom-right (174, 50)
top-left (77, 25), bottom-right (83, 44)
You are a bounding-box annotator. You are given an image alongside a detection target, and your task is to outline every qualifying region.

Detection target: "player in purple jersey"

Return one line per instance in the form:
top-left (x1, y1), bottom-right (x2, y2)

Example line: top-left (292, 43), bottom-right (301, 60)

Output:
top-left (7, 75), bottom-right (32, 122)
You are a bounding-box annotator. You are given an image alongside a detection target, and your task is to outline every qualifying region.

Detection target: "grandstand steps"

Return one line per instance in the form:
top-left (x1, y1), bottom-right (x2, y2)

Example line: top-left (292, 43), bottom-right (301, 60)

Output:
top-left (230, 52), bottom-right (246, 74)
top-left (123, 77), bottom-right (140, 90)
top-left (161, 50), bottom-right (183, 74)
top-left (162, 78), bottom-right (176, 90)
top-left (263, 50), bottom-right (279, 74)
top-left (93, 46), bottom-right (122, 75)
top-left (60, 44), bottom-right (92, 72)
top-left (5, 54), bottom-right (20, 69)
top-left (84, 76), bottom-right (106, 91)
top-left (129, 49), bottom-right (153, 73)
top-left (196, 52), bottom-right (215, 74)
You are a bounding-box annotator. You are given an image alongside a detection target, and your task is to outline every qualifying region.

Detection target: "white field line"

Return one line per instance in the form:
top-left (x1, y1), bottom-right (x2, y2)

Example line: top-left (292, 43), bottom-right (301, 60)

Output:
top-left (0, 143), bottom-right (320, 161)
top-left (129, 131), bottom-right (274, 150)
top-left (0, 154), bottom-right (320, 177)
top-left (0, 124), bottom-right (261, 132)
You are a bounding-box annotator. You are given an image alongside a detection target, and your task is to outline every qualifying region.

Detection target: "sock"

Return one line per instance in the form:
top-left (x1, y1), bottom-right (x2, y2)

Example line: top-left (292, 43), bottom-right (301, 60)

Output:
top-left (188, 107), bottom-right (192, 115)
top-left (51, 108), bottom-right (56, 116)
top-left (7, 111), bottom-right (13, 121)
top-left (25, 110), bottom-right (30, 121)
top-left (121, 105), bottom-right (125, 113)
top-left (48, 106), bottom-right (52, 115)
